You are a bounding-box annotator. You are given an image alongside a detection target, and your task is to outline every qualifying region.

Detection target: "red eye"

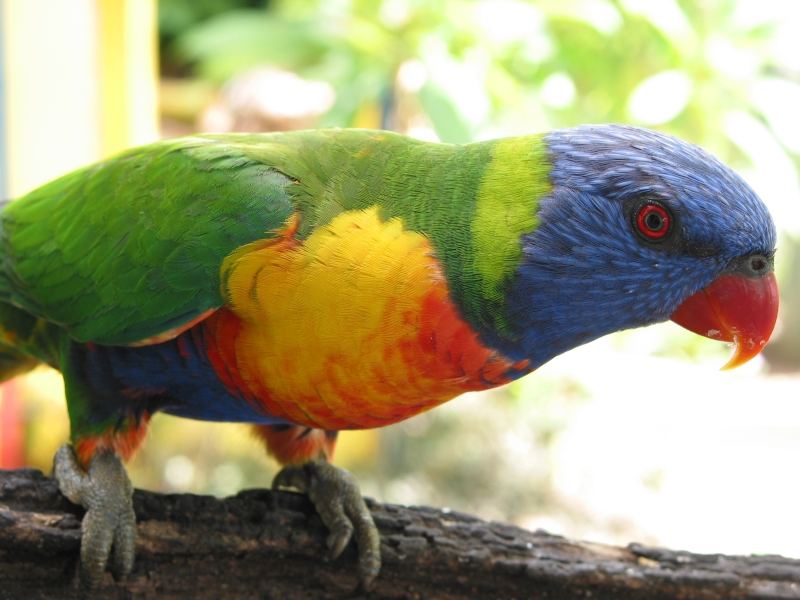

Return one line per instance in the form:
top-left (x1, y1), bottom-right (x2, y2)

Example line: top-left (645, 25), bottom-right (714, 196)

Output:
top-left (635, 203), bottom-right (671, 240)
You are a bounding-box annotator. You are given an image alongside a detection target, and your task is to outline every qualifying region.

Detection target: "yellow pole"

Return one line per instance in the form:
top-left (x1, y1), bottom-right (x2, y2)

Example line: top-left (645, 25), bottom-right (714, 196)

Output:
top-left (96, 0), bottom-right (159, 157)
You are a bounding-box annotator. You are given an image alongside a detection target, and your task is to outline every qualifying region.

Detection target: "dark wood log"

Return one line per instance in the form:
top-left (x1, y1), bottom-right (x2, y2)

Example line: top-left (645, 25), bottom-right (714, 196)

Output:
top-left (1, 468), bottom-right (799, 599)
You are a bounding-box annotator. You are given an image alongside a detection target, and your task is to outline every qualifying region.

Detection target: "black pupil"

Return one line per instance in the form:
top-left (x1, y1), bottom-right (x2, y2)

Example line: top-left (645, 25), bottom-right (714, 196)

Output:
top-left (645, 211), bottom-right (663, 230)
top-left (750, 257), bottom-right (766, 272)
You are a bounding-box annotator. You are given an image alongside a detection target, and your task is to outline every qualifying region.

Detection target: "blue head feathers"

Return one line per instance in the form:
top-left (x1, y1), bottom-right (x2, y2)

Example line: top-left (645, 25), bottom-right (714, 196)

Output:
top-left (500, 124), bottom-right (777, 368)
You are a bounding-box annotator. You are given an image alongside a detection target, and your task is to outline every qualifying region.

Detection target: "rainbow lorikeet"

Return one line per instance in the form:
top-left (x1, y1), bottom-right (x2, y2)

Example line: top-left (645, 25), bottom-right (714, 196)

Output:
top-left (0, 125), bottom-right (779, 590)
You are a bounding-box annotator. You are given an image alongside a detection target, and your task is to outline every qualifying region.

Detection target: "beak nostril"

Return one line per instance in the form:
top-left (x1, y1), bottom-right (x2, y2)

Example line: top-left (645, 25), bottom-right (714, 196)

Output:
top-left (743, 254), bottom-right (772, 277)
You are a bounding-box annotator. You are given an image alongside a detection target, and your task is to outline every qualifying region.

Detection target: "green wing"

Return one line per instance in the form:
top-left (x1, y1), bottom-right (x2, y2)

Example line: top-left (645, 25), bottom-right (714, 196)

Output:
top-left (0, 136), bottom-right (295, 345)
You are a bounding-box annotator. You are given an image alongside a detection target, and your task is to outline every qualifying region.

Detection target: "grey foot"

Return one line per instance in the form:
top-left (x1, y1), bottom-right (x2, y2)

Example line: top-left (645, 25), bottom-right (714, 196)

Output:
top-left (273, 460), bottom-right (381, 590)
top-left (53, 444), bottom-right (136, 592)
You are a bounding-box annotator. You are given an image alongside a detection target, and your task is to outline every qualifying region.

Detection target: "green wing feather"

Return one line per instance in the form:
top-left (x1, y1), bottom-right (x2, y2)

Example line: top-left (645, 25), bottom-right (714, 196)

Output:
top-left (0, 136), bottom-right (295, 345)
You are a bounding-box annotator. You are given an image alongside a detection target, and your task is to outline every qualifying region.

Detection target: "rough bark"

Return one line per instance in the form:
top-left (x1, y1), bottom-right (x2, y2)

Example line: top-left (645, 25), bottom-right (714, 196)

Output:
top-left (1, 468), bottom-right (799, 599)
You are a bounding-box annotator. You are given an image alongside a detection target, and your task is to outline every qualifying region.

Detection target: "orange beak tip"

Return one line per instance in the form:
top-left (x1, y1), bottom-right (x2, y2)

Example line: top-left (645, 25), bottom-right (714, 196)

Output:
top-left (720, 338), bottom-right (755, 371)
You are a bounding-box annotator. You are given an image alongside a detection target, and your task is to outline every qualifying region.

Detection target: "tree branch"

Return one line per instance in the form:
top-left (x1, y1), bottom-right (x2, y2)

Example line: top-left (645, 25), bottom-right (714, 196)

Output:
top-left (1, 468), bottom-right (798, 599)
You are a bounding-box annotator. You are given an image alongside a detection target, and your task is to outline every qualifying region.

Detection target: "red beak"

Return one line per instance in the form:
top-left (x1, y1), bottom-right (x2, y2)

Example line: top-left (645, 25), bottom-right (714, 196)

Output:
top-left (670, 272), bottom-right (779, 369)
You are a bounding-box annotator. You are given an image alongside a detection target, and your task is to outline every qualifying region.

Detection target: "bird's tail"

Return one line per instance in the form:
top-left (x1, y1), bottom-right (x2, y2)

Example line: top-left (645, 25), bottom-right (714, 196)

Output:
top-left (0, 203), bottom-right (42, 380)
top-left (0, 301), bottom-right (41, 382)
top-left (0, 345), bottom-right (38, 382)
top-left (0, 312), bottom-right (48, 383)
top-left (0, 198), bottom-right (12, 303)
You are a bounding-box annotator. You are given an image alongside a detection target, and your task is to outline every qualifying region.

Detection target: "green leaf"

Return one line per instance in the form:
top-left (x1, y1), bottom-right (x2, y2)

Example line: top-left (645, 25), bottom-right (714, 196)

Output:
top-left (174, 10), bottom-right (334, 82)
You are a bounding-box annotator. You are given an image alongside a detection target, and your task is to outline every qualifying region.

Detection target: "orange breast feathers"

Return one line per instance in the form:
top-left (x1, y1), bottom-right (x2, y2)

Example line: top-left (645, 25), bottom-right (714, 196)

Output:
top-left (204, 208), bottom-right (528, 430)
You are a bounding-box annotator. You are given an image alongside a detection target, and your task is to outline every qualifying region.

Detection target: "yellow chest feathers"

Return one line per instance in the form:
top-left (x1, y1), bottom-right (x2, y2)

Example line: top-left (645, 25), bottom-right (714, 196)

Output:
top-left (205, 208), bottom-right (525, 430)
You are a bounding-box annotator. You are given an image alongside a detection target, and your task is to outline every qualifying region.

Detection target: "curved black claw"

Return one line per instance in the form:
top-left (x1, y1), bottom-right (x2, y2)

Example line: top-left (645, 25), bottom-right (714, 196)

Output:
top-left (53, 445), bottom-right (136, 593)
top-left (274, 460), bottom-right (381, 590)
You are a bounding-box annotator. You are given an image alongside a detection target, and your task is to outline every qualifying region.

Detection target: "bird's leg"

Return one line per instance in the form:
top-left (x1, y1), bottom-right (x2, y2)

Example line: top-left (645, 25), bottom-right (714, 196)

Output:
top-left (53, 444), bottom-right (136, 593)
top-left (255, 425), bottom-right (381, 590)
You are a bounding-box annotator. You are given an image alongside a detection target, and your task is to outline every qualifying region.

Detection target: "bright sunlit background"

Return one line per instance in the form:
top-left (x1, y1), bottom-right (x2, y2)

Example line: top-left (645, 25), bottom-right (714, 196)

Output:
top-left (1, 0), bottom-right (799, 559)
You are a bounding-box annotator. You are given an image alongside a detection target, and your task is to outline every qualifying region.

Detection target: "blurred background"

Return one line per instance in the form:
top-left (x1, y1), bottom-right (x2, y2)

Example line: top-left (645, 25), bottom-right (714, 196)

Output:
top-left (1, 0), bottom-right (799, 559)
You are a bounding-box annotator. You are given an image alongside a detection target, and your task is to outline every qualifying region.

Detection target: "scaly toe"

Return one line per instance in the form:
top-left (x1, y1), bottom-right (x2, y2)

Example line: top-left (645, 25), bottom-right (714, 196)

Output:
top-left (53, 445), bottom-right (136, 591)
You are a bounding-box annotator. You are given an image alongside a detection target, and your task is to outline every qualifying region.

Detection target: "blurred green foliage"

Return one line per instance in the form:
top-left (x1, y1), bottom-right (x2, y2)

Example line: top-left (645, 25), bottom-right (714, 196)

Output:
top-left (159, 0), bottom-right (268, 61)
top-left (160, 0), bottom-right (800, 167)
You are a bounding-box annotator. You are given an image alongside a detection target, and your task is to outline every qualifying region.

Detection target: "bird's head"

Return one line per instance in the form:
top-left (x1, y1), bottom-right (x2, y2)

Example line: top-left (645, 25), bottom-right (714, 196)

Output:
top-left (506, 124), bottom-right (778, 369)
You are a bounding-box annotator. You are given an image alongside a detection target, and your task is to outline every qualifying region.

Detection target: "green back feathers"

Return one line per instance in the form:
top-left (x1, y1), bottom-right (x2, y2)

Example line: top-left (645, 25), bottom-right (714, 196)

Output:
top-left (0, 130), bottom-right (549, 346)
top-left (0, 137), bottom-right (294, 344)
